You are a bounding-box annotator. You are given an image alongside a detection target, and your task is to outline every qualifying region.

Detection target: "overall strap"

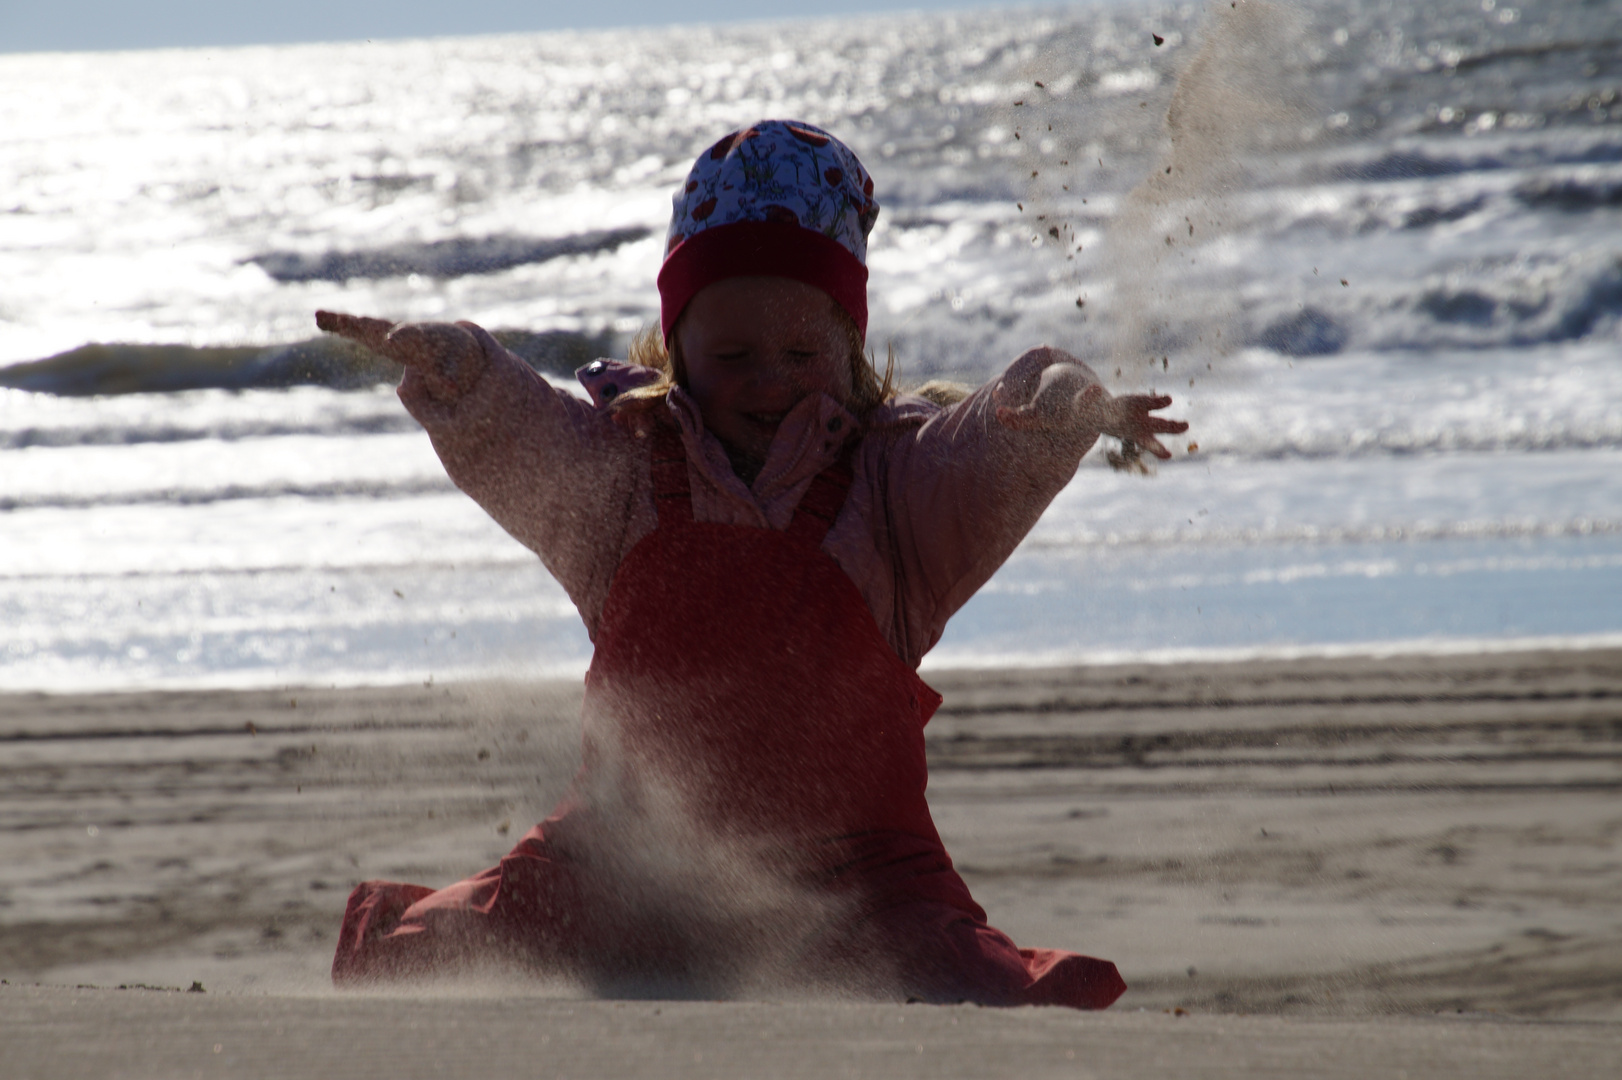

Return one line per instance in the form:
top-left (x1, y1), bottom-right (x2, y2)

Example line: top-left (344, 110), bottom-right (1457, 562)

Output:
top-left (649, 424), bottom-right (693, 526)
top-left (785, 444), bottom-right (856, 549)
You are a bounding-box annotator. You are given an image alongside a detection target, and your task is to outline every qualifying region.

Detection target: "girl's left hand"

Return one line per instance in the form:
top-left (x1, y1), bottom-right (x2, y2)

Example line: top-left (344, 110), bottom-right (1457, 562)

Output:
top-left (1076, 384), bottom-right (1189, 460)
top-left (993, 348), bottom-right (1188, 458)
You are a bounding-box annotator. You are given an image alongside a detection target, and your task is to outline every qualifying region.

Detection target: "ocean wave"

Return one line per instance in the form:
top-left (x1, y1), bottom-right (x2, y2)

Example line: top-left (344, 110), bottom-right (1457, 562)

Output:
top-left (0, 410), bottom-right (419, 452)
top-left (1261, 164), bottom-right (1622, 254)
top-left (1184, 410), bottom-right (1622, 464)
top-left (1276, 161), bottom-right (1622, 242)
top-left (1400, 193), bottom-right (1487, 229)
top-left (1185, 429), bottom-right (1622, 463)
top-left (0, 476), bottom-right (457, 513)
top-left (249, 227), bottom-right (651, 283)
top-left (0, 339), bottom-right (393, 397)
top-left (0, 554), bottom-right (538, 584)
top-left (1313, 138), bottom-right (1622, 186)
top-left (0, 329), bottom-right (612, 399)
top-left (1276, 183), bottom-right (1507, 240)
top-left (1024, 514), bottom-right (1622, 553)
top-left (1251, 307), bottom-right (1349, 357)
top-left (1451, 36), bottom-right (1622, 77)
top-left (1400, 257), bottom-right (1622, 349)
top-left (1514, 173), bottom-right (1622, 212)
top-left (1232, 253), bottom-right (1622, 357)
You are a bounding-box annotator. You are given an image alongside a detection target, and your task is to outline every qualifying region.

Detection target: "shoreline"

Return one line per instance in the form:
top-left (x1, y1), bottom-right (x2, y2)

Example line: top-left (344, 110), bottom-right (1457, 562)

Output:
top-left (9, 630), bottom-right (1622, 697)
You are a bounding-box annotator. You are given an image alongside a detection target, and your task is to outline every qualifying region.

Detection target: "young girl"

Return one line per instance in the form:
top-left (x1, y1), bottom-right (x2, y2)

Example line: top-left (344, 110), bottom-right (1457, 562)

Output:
top-left (317, 120), bottom-right (1185, 1008)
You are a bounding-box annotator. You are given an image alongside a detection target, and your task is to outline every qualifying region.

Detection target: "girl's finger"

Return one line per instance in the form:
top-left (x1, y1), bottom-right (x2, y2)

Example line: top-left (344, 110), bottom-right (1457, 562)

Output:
top-left (1140, 435), bottom-right (1173, 459)
top-left (1147, 417), bottom-right (1191, 434)
top-left (315, 311), bottom-right (397, 355)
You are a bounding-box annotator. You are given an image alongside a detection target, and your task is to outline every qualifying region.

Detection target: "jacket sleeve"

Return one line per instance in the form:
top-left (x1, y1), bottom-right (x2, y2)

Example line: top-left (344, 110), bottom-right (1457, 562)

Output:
top-left (875, 350), bottom-right (1104, 662)
top-left (397, 325), bottom-right (646, 637)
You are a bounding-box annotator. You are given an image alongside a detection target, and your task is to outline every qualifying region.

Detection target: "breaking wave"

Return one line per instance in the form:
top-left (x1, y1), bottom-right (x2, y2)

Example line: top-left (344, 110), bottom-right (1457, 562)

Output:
top-left (0, 328), bottom-right (613, 399)
top-left (250, 227), bottom-right (651, 283)
top-left (0, 476), bottom-right (456, 513)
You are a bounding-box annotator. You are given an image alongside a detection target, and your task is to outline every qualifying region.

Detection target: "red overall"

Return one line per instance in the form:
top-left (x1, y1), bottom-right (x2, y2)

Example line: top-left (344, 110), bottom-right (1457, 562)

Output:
top-left (333, 427), bottom-right (1124, 1008)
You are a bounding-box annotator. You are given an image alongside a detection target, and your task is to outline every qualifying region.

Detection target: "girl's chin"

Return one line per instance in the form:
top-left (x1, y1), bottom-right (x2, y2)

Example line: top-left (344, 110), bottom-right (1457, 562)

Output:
top-left (731, 415), bottom-right (785, 448)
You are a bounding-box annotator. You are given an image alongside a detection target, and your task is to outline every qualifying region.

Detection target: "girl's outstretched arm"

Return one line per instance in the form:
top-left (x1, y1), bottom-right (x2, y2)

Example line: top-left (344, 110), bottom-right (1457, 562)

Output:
top-left (315, 311), bottom-right (644, 633)
top-left (989, 347), bottom-right (1187, 456)
top-left (869, 346), bottom-right (1186, 664)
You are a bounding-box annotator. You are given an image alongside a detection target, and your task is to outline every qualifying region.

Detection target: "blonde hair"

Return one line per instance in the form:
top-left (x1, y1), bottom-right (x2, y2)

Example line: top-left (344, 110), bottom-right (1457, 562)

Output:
top-left (616, 298), bottom-right (896, 417)
top-left (909, 379), bottom-right (972, 407)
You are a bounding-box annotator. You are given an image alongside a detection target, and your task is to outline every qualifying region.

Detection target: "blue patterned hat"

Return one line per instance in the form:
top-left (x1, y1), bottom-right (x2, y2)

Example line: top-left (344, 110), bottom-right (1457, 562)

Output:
top-left (657, 120), bottom-right (880, 340)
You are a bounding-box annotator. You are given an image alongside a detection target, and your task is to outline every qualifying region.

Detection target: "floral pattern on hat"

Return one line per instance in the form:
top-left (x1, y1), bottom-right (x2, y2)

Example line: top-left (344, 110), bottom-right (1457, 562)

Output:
top-left (666, 120), bottom-right (880, 263)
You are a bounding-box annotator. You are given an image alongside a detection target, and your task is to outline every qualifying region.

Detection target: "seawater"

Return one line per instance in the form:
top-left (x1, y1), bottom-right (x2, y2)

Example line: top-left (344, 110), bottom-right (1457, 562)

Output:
top-left (2, 0), bottom-right (1620, 690)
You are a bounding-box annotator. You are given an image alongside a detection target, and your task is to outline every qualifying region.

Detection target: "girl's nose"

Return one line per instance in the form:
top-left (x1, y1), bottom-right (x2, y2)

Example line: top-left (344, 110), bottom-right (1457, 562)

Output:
top-left (748, 356), bottom-right (795, 393)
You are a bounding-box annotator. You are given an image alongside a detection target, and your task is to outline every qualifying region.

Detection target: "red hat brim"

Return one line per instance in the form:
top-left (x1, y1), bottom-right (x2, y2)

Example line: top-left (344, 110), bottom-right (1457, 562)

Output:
top-left (657, 221), bottom-right (869, 342)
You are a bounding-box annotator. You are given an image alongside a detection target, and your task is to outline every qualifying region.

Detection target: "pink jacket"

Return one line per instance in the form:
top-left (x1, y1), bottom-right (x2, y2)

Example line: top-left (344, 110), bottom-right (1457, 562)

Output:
top-left (402, 328), bottom-right (1101, 670)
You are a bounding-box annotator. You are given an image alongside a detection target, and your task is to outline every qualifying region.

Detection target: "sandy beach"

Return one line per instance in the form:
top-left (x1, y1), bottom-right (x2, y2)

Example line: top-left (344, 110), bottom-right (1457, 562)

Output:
top-left (4, 647), bottom-right (1619, 1075)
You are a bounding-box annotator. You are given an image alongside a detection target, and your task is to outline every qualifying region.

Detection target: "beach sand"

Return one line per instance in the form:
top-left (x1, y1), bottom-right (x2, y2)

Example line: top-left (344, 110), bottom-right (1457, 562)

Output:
top-left (3, 648), bottom-right (1619, 1076)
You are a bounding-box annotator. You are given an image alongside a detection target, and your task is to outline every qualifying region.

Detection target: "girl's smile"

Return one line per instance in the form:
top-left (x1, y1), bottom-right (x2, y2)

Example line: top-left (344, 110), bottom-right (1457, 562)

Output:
top-left (676, 275), bottom-right (856, 482)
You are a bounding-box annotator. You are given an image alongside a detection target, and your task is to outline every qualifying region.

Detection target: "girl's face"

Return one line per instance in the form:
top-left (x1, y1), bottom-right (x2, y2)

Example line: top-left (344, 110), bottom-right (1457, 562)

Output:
top-left (676, 276), bottom-right (855, 472)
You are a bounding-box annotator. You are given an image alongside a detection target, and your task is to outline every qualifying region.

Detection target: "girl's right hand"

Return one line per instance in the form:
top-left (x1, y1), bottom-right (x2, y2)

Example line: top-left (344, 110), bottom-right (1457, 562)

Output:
top-left (315, 310), bottom-right (489, 402)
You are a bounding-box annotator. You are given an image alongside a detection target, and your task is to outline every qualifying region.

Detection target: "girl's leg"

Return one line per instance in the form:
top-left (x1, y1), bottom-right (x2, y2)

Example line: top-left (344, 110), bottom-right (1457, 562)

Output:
top-left (331, 879), bottom-right (438, 983)
top-left (331, 827), bottom-right (589, 985)
top-left (857, 900), bottom-right (1127, 1010)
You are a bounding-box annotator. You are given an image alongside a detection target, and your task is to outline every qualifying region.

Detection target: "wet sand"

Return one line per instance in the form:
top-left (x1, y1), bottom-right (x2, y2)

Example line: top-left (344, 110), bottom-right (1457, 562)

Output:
top-left (3, 648), bottom-right (1619, 1074)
